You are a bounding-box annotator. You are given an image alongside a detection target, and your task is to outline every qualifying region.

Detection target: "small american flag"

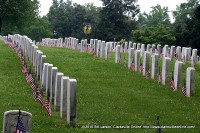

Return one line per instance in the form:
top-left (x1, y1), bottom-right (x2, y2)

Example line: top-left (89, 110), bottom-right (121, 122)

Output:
top-left (45, 97), bottom-right (52, 116)
top-left (22, 65), bottom-right (27, 74)
top-left (37, 93), bottom-right (45, 108)
top-left (26, 73), bottom-right (33, 83)
top-left (182, 83), bottom-right (187, 96)
top-left (146, 70), bottom-right (150, 79)
top-left (139, 65), bottom-right (143, 73)
top-left (15, 116), bottom-right (26, 133)
top-left (31, 83), bottom-right (38, 101)
top-left (170, 76), bottom-right (175, 90)
top-left (130, 63), bottom-right (134, 71)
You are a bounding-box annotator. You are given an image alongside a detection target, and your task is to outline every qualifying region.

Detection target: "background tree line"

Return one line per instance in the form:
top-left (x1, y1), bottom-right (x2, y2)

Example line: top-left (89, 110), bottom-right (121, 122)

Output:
top-left (0, 0), bottom-right (199, 54)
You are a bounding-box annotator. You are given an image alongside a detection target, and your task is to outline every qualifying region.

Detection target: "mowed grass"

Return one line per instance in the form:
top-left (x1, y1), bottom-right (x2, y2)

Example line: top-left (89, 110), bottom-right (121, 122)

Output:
top-left (38, 45), bottom-right (200, 133)
top-left (0, 40), bottom-right (200, 133)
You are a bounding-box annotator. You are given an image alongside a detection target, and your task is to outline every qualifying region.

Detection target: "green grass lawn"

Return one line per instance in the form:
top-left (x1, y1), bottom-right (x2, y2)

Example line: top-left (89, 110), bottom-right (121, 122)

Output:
top-left (1, 41), bottom-right (200, 132)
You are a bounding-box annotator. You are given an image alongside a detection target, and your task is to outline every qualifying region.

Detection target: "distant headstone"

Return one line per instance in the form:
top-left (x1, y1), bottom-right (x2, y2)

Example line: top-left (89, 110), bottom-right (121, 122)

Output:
top-left (100, 41), bottom-right (106, 58)
top-left (50, 67), bottom-right (58, 104)
top-left (151, 54), bottom-right (159, 79)
top-left (40, 55), bottom-right (46, 82)
top-left (115, 45), bottom-right (121, 63)
top-left (67, 79), bottom-right (77, 127)
top-left (143, 51), bottom-right (150, 76)
top-left (54, 72), bottom-right (64, 111)
top-left (3, 110), bottom-right (32, 133)
top-left (162, 57), bottom-right (170, 85)
top-left (135, 50), bottom-right (140, 71)
top-left (128, 48), bottom-right (135, 69)
top-left (186, 67), bottom-right (195, 97)
top-left (174, 61), bottom-right (183, 90)
top-left (46, 64), bottom-right (53, 97)
top-left (60, 76), bottom-right (69, 118)
top-left (41, 63), bottom-right (49, 94)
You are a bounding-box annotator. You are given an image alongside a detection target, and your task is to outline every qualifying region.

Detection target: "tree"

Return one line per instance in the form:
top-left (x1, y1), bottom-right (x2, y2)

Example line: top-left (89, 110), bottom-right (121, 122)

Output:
top-left (137, 4), bottom-right (171, 28)
top-left (188, 5), bottom-right (200, 54)
top-left (172, 0), bottom-right (199, 46)
top-left (23, 17), bottom-right (53, 42)
top-left (0, 0), bottom-right (39, 34)
top-left (132, 25), bottom-right (176, 46)
top-left (97, 0), bottom-right (140, 41)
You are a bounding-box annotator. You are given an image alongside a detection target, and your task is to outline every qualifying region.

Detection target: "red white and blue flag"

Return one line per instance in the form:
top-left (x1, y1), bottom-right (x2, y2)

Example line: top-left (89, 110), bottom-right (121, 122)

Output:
top-left (170, 75), bottom-right (175, 90)
top-left (15, 116), bottom-right (26, 133)
top-left (45, 97), bottom-right (52, 116)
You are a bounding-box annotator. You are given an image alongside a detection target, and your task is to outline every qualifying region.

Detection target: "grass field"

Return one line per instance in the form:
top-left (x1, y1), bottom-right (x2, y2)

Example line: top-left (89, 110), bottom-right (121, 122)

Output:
top-left (1, 41), bottom-right (200, 132)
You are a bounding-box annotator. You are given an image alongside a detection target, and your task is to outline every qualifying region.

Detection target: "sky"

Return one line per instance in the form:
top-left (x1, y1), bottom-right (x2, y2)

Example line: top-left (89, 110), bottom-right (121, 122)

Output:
top-left (39, 0), bottom-right (188, 18)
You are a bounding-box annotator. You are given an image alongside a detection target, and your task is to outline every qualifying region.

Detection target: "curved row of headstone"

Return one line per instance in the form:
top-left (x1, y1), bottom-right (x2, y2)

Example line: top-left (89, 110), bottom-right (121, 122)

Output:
top-left (41, 37), bottom-right (198, 97)
top-left (0, 34), bottom-right (77, 127)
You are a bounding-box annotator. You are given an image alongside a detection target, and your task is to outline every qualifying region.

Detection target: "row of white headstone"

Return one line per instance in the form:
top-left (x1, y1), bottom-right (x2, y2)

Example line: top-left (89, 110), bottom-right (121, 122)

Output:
top-left (0, 34), bottom-right (77, 127)
top-left (41, 37), bottom-right (198, 97)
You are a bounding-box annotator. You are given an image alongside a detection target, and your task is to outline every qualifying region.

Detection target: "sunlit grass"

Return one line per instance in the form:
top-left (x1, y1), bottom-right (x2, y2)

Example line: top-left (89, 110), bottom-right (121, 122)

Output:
top-left (0, 41), bottom-right (199, 132)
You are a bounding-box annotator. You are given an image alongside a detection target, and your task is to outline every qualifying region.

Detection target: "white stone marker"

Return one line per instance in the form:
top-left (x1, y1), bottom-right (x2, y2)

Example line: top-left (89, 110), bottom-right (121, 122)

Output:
top-left (40, 55), bottom-right (46, 82)
top-left (170, 46), bottom-right (175, 60)
top-left (41, 63), bottom-right (49, 93)
top-left (128, 48), bottom-right (135, 69)
top-left (50, 67), bottom-right (58, 103)
top-left (146, 44), bottom-right (151, 52)
top-left (54, 72), bottom-right (64, 111)
top-left (46, 64), bottom-right (53, 97)
top-left (115, 45), bottom-right (121, 63)
top-left (186, 67), bottom-right (195, 97)
top-left (60, 76), bottom-right (69, 118)
top-left (100, 41), bottom-right (106, 58)
top-left (137, 43), bottom-right (141, 50)
top-left (3, 110), bottom-right (32, 133)
top-left (67, 79), bottom-right (77, 127)
top-left (174, 61), bottom-right (183, 90)
top-left (151, 54), bottom-right (159, 79)
top-left (176, 46), bottom-right (182, 61)
top-left (143, 51), bottom-right (150, 76)
top-left (162, 57), bottom-right (170, 85)
top-left (140, 44), bottom-right (145, 57)
top-left (157, 44), bottom-right (161, 56)
top-left (133, 43), bottom-right (136, 49)
top-left (135, 50), bottom-right (140, 71)
top-left (105, 42), bottom-right (110, 60)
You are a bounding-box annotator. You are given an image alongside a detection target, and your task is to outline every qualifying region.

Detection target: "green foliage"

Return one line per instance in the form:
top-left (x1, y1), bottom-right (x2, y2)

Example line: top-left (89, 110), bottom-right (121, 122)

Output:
top-left (138, 4), bottom-right (171, 28)
top-left (132, 25), bottom-right (176, 45)
top-left (23, 17), bottom-right (53, 42)
top-left (97, 0), bottom-right (139, 41)
top-left (1, 41), bottom-right (200, 132)
top-left (0, 0), bottom-right (39, 34)
top-left (188, 5), bottom-right (200, 54)
top-left (172, 0), bottom-right (199, 47)
top-left (47, 0), bottom-right (100, 39)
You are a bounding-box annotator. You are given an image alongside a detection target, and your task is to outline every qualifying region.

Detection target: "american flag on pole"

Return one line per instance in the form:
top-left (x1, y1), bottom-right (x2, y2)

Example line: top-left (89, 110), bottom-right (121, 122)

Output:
top-left (37, 93), bottom-right (45, 108)
top-left (170, 74), bottom-right (175, 90)
top-left (15, 111), bottom-right (26, 133)
top-left (26, 73), bottom-right (33, 83)
top-left (45, 97), bottom-right (52, 116)
top-left (22, 65), bottom-right (27, 74)
top-left (139, 64), bottom-right (143, 73)
top-left (31, 83), bottom-right (38, 101)
top-left (182, 83), bottom-right (187, 96)
top-left (130, 62), bottom-right (135, 71)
